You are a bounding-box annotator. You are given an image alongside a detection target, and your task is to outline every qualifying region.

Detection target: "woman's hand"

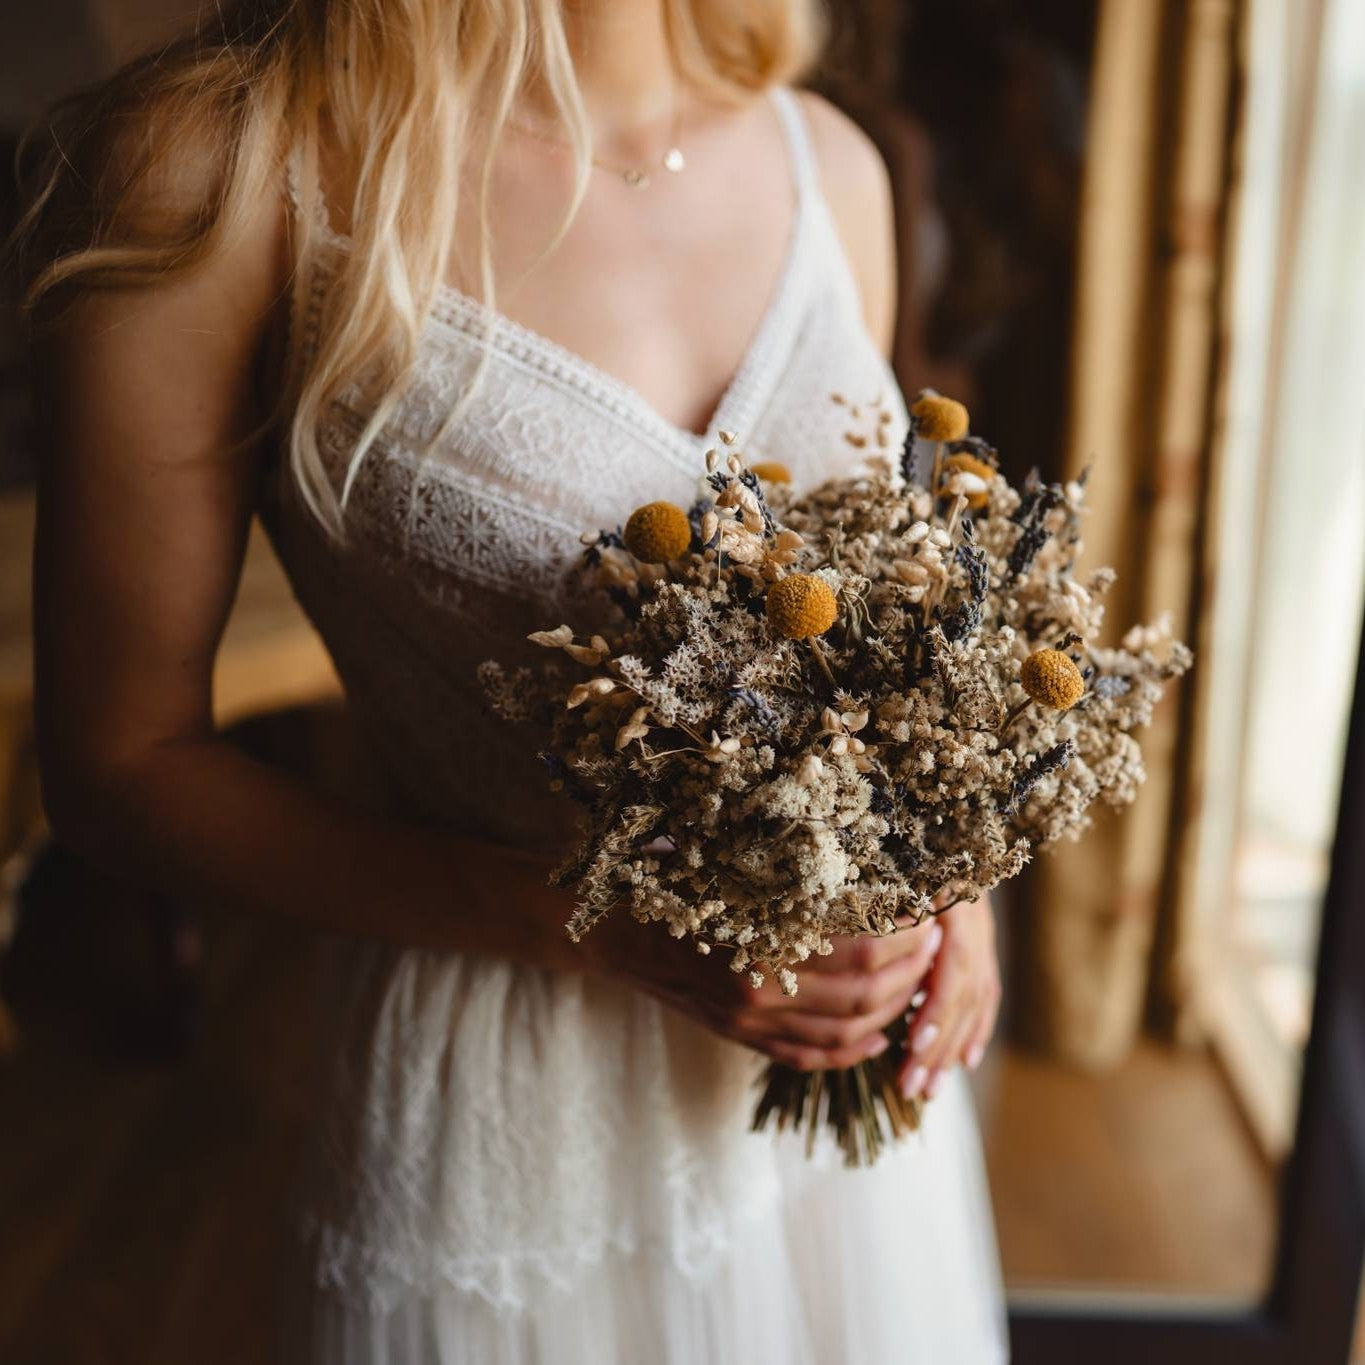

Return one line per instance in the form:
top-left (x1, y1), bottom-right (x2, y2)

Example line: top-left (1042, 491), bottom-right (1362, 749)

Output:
top-left (581, 909), bottom-right (943, 1072)
top-left (898, 893), bottom-right (1002, 1101)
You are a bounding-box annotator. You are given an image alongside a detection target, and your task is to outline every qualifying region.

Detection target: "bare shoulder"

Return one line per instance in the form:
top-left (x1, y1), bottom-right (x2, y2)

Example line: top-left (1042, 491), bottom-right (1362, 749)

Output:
top-left (790, 90), bottom-right (893, 218)
top-left (27, 86), bottom-right (296, 500)
top-left (790, 89), bottom-right (897, 355)
top-left (32, 87), bottom-right (291, 355)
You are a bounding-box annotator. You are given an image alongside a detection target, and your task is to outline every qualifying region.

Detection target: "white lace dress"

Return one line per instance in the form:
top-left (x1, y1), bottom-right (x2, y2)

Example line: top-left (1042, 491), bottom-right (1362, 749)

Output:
top-left (260, 86), bottom-right (1011, 1365)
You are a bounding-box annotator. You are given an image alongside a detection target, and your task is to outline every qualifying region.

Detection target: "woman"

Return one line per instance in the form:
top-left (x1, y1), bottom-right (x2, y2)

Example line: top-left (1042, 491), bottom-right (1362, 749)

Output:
top-left (15, 1), bottom-right (1009, 1359)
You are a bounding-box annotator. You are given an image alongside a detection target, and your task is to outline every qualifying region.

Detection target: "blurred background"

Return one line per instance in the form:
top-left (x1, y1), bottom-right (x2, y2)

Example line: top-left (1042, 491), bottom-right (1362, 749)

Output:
top-left (1, 0), bottom-right (1363, 1360)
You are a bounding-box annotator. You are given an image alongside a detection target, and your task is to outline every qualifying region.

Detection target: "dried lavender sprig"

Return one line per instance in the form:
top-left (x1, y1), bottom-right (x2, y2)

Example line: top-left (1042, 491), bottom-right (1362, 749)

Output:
top-left (941, 533), bottom-right (990, 643)
top-left (1093, 674), bottom-right (1134, 699)
top-left (1010, 468), bottom-right (1044, 524)
top-left (738, 468), bottom-right (778, 537)
top-left (1007, 473), bottom-right (1065, 580)
top-left (1004, 739), bottom-right (1076, 814)
top-left (898, 414), bottom-right (922, 485)
top-left (582, 527), bottom-right (625, 568)
top-left (727, 685), bottom-right (782, 739)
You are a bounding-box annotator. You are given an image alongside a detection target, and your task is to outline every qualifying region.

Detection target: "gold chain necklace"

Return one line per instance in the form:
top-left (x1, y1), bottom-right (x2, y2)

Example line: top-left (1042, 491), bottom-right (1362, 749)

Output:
top-left (509, 105), bottom-right (686, 189)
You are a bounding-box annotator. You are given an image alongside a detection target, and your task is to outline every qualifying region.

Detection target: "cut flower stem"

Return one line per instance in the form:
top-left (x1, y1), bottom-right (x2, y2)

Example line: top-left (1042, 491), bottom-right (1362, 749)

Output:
top-left (753, 1011), bottom-right (926, 1168)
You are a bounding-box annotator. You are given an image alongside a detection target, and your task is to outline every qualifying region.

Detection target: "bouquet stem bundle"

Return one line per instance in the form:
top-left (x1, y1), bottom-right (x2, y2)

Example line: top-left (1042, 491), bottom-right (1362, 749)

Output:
top-left (752, 1010), bottom-right (925, 1167)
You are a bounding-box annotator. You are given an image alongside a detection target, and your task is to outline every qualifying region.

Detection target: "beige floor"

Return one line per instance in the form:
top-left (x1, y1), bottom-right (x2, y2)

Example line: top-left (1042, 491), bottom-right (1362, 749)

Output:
top-left (976, 1034), bottom-right (1275, 1300)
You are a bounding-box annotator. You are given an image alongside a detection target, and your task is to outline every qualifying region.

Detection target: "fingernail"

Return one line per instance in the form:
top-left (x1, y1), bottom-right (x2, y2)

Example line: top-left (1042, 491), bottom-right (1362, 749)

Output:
top-left (966, 1043), bottom-right (985, 1070)
top-left (901, 1064), bottom-right (929, 1099)
top-left (908, 989), bottom-right (928, 1011)
top-left (911, 1022), bottom-right (939, 1055)
top-left (866, 1033), bottom-right (890, 1058)
top-left (927, 923), bottom-right (944, 955)
top-left (925, 1070), bottom-right (944, 1100)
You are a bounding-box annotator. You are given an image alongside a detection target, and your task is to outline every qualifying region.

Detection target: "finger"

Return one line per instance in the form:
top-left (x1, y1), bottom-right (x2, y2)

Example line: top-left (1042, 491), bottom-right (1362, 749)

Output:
top-left (813, 922), bottom-right (933, 977)
top-left (765, 931), bottom-right (941, 1019)
top-left (898, 996), bottom-right (963, 1098)
top-left (921, 1003), bottom-right (979, 1100)
top-left (753, 1031), bottom-right (893, 1073)
top-left (657, 946), bottom-right (929, 1041)
top-left (899, 954), bottom-right (968, 1096)
top-left (860, 916), bottom-right (941, 971)
top-left (912, 978), bottom-right (978, 1080)
top-left (802, 917), bottom-right (941, 975)
top-left (744, 973), bottom-right (924, 1052)
top-left (962, 974), bottom-right (1002, 1072)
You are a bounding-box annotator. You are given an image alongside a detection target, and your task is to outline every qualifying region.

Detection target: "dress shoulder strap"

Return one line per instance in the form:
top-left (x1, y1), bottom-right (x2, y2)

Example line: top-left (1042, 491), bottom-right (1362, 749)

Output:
top-left (766, 87), bottom-right (873, 328)
top-left (283, 140), bottom-right (348, 248)
top-left (282, 141), bottom-right (313, 231)
top-left (767, 86), bottom-right (821, 210)
top-left (278, 141), bottom-right (346, 375)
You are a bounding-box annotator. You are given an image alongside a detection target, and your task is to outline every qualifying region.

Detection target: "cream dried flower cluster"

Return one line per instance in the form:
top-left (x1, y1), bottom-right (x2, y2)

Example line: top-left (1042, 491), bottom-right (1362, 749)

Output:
top-left (479, 408), bottom-right (1192, 999)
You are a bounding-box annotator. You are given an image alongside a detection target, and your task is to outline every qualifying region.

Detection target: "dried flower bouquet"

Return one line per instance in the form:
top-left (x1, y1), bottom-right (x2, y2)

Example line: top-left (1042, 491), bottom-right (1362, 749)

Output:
top-left (479, 392), bottom-right (1191, 1166)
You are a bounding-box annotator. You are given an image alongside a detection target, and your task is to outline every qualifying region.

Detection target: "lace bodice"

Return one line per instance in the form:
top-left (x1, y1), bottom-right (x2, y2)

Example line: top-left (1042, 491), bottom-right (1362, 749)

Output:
top-left (259, 87), bottom-right (919, 1315)
top-left (259, 86), bottom-right (908, 850)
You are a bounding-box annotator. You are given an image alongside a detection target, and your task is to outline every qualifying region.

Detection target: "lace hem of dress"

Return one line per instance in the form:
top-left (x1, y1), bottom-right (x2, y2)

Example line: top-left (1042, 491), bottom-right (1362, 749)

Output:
top-left (294, 1146), bottom-right (829, 1315)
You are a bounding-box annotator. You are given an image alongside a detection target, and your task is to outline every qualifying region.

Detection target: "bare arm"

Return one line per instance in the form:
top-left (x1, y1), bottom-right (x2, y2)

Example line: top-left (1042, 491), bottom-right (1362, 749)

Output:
top-left (30, 129), bottom-right (951, 1074)
top-left (29, 166), bottom-right (580, 970)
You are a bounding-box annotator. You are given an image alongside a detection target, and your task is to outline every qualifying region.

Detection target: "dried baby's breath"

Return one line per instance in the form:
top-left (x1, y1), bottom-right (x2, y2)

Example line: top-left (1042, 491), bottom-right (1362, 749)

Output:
top-left (481, 407), bottom-right (1192, 1166)
top-left (483, 426), bottom-right (1191, 990)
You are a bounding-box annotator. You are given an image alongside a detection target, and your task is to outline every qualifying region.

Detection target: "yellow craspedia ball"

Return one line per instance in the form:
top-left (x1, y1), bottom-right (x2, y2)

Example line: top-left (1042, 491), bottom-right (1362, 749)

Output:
top-left (749, 460), bottom-right (793, 485)
top-left (938, 453), bottom-right (996, 510)
top-left (1020, 649), bottom-right (1086, 710)
top-left (623, 501), bottom-right (692, 563)
top-left (766, 574), bottom-right (838, 639)
top-left (911, 393), bottom-right (970, 442)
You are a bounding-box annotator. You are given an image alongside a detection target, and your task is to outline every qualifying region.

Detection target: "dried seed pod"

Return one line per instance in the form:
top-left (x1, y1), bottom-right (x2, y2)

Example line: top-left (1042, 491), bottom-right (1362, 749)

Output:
top-left (623, 501), bottom-right (692, 563)
top-left (564, 643), bottom-right (606, 665)
top-left (910, 392), bottom-right (970, 442)
top-left (766, 574), bottom-right (839, 639)
top-left (704, 732), bottom-right (742, 763)
top-left (566, 676), bottom-right (618, 710)
top-left (750, 460), bottom-right (793, 484)
top-left (528, 625), bottom-right (574, 648)
top-left (1020, 649), bottom-right (1086, 710)
top-left (938, 453), bottom-right (996, 510)
top-left (615, 707), bottom-right (651, 750)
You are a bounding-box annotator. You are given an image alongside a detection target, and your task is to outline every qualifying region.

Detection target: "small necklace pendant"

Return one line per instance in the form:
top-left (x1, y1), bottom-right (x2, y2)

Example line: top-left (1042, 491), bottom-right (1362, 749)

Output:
top-left (622, 167), bottom-right (651, 189)
top-left (662, 146), bottom-right (686, 174)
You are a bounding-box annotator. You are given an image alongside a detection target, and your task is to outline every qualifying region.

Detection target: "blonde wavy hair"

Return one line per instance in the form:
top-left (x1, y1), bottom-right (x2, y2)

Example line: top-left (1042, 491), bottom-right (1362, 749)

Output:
top-left (10, 0), bottom-right (823, 541)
